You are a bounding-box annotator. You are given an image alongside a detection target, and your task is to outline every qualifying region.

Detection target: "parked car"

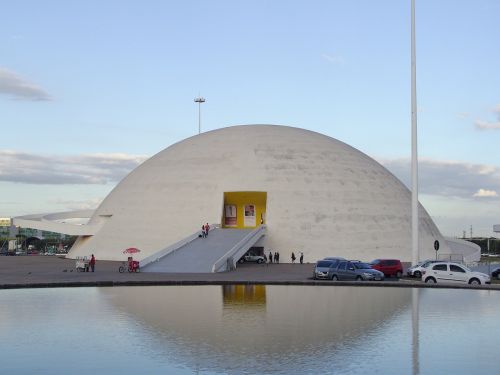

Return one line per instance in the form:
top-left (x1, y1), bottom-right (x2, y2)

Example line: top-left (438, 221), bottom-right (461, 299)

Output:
top-left (407, 259), bottom-right (441, 278)
top-left (370, 259), bottom-right (403, 278)
top-left (422, 262), bottom-right (491, 285)
top-left (329, 260), bottom-right (385, 281)
top-left (491, 267), bottom-right (500, 280)
top-left (313, 259), bottom-right (336, 279)
top-left (238, 251), bottom-right (265, 264)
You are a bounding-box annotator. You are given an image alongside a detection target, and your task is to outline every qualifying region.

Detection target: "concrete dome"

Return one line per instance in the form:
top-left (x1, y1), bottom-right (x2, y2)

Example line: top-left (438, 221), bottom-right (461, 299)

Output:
top-left (69, 125), bottom-right (448, 262)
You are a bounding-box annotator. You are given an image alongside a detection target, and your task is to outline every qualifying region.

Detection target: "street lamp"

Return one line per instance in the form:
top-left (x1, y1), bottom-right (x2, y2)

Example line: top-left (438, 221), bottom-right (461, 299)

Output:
top-left (194, 96), bottom-right (206, 134)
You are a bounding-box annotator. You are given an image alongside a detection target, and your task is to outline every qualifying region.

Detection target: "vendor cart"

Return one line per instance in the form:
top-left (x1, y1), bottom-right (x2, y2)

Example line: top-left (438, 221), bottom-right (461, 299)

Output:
top-left (75, 256), bottom-right (89, 272)
top-left (118, 256), bottom-right (140, 273)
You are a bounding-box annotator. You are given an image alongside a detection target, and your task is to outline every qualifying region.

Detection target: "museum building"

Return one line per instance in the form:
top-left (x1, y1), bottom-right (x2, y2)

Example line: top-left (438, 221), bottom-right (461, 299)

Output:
top-left (14, 125), bottom-right (479, 272)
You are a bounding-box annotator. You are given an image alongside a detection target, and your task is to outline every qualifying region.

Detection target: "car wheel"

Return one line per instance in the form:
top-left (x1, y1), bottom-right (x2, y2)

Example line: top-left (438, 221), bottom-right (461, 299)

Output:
top-left (331, 275), bottom-right (338, 281)
top-left (396, 271), bottom-right (402, 278)
top-left (238, 259), bottom-right (244, 264)
top-left (414, 271), bottom-right (421, 278)
top-left (356, 275), bottom-right (363, 281)
top-left (469, 278), bottom-right (481, 285)
top-left (257, 259), bottom-right (263, 264)
top-left (425, 277), bottom-right (436, 284)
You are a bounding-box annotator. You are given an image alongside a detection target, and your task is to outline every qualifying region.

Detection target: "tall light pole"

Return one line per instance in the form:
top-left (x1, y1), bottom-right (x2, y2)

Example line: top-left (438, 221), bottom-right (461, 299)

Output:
top-left (194, 96), bottom-right (206, 134)
top-left (411, 0), bottom-right (419, 266)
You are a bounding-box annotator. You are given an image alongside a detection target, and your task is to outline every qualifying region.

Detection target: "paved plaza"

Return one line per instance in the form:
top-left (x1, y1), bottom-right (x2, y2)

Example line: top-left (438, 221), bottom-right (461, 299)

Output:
top-left (0, 256), bottom-right (499, 290)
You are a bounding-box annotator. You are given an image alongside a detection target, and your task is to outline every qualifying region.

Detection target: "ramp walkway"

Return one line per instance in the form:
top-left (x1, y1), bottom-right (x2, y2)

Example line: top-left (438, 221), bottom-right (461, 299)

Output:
top-left (142, 226), bottom-right (266, 273)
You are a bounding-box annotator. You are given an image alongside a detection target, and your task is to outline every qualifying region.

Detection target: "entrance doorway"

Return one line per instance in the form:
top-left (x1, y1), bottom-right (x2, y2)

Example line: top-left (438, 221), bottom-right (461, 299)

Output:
top-left (222, 192), bottom-right (267, 229)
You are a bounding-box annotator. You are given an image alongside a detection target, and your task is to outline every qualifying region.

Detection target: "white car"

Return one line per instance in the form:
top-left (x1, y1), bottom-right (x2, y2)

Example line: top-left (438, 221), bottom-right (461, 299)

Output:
top-left (407, 259), bottom-right (440, 278)
top-left (238, 251), bottom-right (265, 264)
top-left (422, 262), bottom-right (491, 285)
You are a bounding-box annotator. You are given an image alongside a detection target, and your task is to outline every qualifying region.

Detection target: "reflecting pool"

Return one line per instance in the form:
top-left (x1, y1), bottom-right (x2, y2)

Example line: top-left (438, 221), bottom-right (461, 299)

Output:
top-left (0, 285), bottom-right (499, 374)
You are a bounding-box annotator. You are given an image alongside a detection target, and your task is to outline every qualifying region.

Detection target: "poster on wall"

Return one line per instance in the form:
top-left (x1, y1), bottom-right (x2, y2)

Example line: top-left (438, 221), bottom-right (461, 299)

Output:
top-left (224, 205), bottom-right (237, 227)
top-left (244, 204), bottom-right (256, 227)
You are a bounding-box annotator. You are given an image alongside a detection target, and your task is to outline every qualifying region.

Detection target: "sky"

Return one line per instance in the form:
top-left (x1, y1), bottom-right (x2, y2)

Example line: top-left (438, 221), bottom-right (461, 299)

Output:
top-left (0, 0), bottom-right (499, 237)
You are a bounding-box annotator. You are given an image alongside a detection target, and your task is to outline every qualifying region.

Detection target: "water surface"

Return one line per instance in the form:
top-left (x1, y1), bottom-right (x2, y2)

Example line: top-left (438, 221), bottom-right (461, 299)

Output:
top-left (0, 285), bottom-right (498, 374)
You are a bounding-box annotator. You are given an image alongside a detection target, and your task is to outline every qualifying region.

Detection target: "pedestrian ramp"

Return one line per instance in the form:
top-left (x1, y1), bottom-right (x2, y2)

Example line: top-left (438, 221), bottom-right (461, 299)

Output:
top-left (141, 225), bottom-right (266, 273)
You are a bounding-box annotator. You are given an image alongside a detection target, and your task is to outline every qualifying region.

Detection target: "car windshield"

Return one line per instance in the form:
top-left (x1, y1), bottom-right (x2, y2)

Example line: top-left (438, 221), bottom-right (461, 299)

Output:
top-left (370, 259), bottom-right (380, 265)
top-left (353, 262), bottom-right (372, 269)
top-left (316, 261), bottom-right (332, 267)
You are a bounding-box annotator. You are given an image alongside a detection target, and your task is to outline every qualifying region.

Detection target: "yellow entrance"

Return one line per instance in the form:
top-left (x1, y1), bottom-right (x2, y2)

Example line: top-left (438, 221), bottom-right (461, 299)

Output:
top-left (222, 192), bottom-right (267, 229)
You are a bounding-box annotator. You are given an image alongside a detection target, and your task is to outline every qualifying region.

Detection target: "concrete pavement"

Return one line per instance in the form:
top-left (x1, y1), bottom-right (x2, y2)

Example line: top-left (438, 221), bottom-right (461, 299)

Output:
top-left (1, 255), bottom-right (499, 291)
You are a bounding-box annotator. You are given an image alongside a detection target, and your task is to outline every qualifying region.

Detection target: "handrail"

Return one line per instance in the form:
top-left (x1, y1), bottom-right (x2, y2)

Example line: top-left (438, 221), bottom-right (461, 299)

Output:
top-left (140, 223), bottom-right (220, 269)
top-left (212, 225), bottom-right (266, 273)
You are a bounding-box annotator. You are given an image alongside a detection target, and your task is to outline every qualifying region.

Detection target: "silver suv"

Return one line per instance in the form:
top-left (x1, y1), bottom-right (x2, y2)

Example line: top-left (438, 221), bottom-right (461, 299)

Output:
top-left (329, 260), bottom-right (384, 281)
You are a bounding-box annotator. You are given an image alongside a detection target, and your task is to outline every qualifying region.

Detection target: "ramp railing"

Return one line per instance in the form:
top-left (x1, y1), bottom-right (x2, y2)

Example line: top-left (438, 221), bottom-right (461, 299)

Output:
top-left (141, 223), bottom-right (220, 269)
top-left (212, 225), bottom-right (266, 273)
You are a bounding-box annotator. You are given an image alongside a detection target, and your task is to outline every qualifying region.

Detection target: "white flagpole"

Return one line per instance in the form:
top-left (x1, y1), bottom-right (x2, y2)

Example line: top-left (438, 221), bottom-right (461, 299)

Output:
top-left (411, 0), bottom-right (419, 265)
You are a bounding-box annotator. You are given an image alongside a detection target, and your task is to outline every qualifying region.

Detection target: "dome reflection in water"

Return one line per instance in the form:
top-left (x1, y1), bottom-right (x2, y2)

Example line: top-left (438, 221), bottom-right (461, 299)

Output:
top-left (102, 285), bottom-right (411, 373)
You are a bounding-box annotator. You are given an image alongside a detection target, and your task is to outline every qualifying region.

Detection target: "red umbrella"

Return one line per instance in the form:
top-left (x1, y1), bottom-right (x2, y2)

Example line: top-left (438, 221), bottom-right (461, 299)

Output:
top-left (123, 247), bottom-right (141, 254)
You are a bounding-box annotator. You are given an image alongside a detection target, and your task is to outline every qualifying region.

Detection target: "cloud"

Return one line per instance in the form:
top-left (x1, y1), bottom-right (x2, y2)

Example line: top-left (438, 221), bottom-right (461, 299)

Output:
top-left (0, 151), bottom-right (148, 185)
top-left (472, 189), bottom-right (498, 198)
top-left (0, 67), bottom-right (51, 101)
top-left (49, 197), bottom-right (104, 211)
top-left (474, 103), bottom-right (500, 130)
top-left (494, 104), bottom-right (500, 117)
top-left (474, 120), bottom-right (500, 130)
top-left (321, 53), bottom-right (345, 65)
top-left (379, 157), bottom-right (500, 199)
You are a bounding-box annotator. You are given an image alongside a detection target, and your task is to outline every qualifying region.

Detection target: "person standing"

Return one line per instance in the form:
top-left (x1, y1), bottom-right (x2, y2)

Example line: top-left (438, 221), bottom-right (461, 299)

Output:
top-left (269, 251), bottom-right (273, 264)
top-left (300, 252), bottom-right (304, 264)
top-left (89, 254), bottom-right (96, 272)
top-left (201, 224), bottom-right (206, 238)
top-left (274, 252), bottom-right (277, 263)
top-left (276, 251), bottom-right (280, 263)
top-left (291, 252), bottom-right (296, 264)
top-left (205, 223), bottom-right (210, 237)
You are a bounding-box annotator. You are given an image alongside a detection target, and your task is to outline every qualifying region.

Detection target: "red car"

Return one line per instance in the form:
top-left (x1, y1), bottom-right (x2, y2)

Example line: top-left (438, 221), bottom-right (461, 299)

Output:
top-left (370, 259), bottom-right (403, 278)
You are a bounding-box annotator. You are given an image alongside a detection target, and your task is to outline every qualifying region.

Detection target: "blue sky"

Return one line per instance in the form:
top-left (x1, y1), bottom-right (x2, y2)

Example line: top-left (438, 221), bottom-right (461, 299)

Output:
top-left (1, 0), bottom-right (499, 237)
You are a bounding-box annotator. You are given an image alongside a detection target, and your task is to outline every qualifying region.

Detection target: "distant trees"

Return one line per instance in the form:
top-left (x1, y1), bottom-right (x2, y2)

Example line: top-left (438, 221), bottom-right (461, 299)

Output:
top-left (467, 238), bottom-right (500, 255)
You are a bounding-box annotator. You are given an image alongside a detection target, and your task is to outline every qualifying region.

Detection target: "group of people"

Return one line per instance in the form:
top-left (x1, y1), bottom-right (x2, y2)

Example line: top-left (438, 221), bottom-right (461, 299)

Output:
top-left (201, 223), bottom-right (210, 238)
top-left (291, 251), bottom-right (304, 264)
top-left (266, 251), bottom-right (280, 263)
top-left (264, 251), bottom-right (304, 264)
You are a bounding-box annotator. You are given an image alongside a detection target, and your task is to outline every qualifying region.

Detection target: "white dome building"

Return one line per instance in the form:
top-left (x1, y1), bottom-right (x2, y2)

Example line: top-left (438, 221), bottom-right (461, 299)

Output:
top-left (17, 125), bottom-right (479, 270)
top-left (66, 124), bottom-right (448, 264)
